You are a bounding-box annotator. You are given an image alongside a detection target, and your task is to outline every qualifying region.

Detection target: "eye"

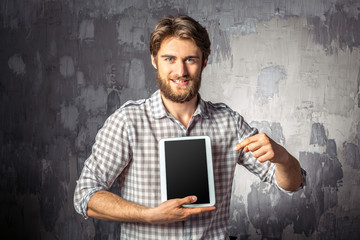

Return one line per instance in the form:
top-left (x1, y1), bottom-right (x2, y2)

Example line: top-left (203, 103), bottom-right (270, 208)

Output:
top-left (165, 57), bottom-right (174, 62)
top-left (186, 58), bottom-right (197, 64)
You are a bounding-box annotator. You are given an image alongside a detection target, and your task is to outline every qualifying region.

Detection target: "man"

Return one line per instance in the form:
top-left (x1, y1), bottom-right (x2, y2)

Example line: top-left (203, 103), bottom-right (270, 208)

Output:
top-left (74, 15), bottom-right (305, 239)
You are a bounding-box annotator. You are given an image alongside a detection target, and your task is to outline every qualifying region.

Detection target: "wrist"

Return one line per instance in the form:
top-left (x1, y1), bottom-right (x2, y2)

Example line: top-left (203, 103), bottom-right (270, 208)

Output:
top-left (274, 145), bottom-right (291, 165)
top-left (275, 153), bottom-right (299, 174)
top-left (142, 207), bottom-right (155, 224)
top-left (278, 152), bottom-right (290, 165)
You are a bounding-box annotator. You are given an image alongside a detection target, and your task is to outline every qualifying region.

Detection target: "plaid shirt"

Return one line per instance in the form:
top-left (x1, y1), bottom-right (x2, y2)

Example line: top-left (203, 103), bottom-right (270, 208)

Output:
top-left (74, 90), bottom-right (280, 239)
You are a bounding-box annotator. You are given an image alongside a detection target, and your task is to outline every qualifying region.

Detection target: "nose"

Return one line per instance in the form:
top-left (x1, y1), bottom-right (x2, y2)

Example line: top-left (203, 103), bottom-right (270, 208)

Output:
top-left (174, 60), bottom-right (188, 77)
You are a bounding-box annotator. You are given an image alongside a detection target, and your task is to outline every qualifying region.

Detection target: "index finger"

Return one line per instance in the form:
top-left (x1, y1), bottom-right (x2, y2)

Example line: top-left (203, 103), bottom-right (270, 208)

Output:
top-left (186, 206), bottom-right (216, 215)
top-left (233, 135), bottom-right (258, 151)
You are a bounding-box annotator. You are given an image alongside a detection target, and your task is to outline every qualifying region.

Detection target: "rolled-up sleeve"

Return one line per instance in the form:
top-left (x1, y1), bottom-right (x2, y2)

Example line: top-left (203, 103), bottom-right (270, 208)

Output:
top-left (235, 114), bottom-right (307, 193)
top-left (73, 110), bottom-right (132, 219)
top-left (235, 116), bottom-right (276, 183)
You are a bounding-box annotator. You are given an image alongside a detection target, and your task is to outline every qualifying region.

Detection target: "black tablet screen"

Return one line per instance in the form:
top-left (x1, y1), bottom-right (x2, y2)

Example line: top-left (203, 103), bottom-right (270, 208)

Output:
top-left (164, 139), bottom-right (210, 204)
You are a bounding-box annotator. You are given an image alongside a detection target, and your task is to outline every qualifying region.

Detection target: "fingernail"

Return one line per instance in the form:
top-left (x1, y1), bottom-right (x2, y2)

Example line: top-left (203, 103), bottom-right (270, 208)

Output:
top-left (192, 196), bottom-right (197, 202)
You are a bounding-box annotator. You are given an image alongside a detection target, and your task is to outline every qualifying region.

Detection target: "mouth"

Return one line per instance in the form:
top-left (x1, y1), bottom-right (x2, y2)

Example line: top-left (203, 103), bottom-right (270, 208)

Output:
top-left (170, 78), bottom-right (190, 86)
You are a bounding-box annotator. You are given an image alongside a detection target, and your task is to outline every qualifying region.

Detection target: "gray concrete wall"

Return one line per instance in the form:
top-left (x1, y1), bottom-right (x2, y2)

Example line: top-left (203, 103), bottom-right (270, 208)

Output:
top-left (1, 0), bottom-right (359, 239)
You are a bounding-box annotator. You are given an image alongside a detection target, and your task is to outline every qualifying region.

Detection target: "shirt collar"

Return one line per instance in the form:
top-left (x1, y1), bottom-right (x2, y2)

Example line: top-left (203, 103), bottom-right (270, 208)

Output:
top-left (150, 90), bottom-right (168, 119)
top-left (150, 90), bottom-right (210, 119)
top-left (194, 94), bottom-right (210, 119)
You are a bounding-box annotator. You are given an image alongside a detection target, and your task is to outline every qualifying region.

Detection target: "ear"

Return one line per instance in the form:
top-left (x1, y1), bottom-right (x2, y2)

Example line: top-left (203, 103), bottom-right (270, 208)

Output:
top-left (202, 57), bottom-right (208, 69)
top-left (151, 55), bottom-right (157, 69)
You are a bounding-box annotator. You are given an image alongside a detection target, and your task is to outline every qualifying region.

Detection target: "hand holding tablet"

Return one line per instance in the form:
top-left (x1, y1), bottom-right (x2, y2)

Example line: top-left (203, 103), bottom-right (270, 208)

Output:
top-left (159, 136), bottom-right (216, 208)
top-left (145, 195), bottom-right (216, 224)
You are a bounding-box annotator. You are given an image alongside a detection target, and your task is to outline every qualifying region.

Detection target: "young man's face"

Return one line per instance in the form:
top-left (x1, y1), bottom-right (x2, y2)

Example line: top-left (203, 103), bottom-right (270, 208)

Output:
top-left (151, 37), bottom-right (207, 103)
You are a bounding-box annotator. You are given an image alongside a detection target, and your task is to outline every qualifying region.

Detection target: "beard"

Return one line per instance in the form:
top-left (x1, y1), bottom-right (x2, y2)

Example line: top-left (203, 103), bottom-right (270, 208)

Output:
top-left (156, 72), bottom-right (202, 103)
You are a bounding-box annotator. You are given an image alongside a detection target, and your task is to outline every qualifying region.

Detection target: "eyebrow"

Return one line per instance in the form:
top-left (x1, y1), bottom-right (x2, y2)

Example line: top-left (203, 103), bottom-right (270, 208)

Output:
top-left (160, 55), bottom-right (200, 59)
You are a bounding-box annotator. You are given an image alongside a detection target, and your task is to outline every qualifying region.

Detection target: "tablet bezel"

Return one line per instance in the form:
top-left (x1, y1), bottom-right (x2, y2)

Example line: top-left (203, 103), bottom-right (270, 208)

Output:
top-left (159, 136), bottom-right (216, 208)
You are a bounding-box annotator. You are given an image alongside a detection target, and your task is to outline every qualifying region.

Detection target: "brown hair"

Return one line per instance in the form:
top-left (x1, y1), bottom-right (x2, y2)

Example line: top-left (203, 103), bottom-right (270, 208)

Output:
top-left (150, 15), bottom-right (211, 65)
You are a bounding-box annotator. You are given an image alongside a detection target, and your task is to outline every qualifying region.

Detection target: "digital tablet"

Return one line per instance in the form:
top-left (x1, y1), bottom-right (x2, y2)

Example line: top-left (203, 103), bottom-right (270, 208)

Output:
top-left (159, 136), bottom-right (215, 208)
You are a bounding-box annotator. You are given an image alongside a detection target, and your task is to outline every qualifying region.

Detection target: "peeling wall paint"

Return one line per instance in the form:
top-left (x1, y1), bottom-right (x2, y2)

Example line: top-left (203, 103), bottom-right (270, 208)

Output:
top-left (1, 0), bottom-right (360, 239)
top-left (256, 66), bottom-right (286, 104)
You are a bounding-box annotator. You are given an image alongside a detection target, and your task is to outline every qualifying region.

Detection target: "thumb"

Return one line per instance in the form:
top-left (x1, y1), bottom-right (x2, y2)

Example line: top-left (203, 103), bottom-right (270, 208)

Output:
top-left (180, 196), bottom-right (197, 205)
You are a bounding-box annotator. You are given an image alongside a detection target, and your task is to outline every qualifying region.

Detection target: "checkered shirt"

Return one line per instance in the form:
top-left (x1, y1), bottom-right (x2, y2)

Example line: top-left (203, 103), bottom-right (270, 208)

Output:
top-left (74, 90), bottom-right (281, 239)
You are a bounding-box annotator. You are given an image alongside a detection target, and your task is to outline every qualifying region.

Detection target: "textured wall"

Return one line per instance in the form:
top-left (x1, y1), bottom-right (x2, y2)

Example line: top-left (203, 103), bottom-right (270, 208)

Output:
top-left (1, 0), bottom-right (359, 239)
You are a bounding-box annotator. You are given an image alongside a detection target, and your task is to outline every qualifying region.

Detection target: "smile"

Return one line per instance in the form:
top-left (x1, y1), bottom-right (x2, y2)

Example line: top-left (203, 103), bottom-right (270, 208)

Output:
top-left (170, 79), bottom-right (190, 86)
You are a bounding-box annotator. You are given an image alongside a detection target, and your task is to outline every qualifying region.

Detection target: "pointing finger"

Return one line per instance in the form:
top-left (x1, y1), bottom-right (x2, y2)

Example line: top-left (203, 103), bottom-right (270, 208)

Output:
top-left (234, 135), bottom-right (257, 151)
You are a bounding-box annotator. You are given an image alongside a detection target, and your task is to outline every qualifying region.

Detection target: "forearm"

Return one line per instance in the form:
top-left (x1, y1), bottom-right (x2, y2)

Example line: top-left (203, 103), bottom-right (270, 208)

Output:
top-left (87, 190), bottom-right (152, 223)
top-left (87, 191), bottom-right (216, 224)
top-left (275, 153), bottom-right (302, 191)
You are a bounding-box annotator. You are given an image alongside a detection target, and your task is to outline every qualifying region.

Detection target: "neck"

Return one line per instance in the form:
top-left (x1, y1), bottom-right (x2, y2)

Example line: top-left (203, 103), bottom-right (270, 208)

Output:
top-left (160, 92), bottom-right (198, 128)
